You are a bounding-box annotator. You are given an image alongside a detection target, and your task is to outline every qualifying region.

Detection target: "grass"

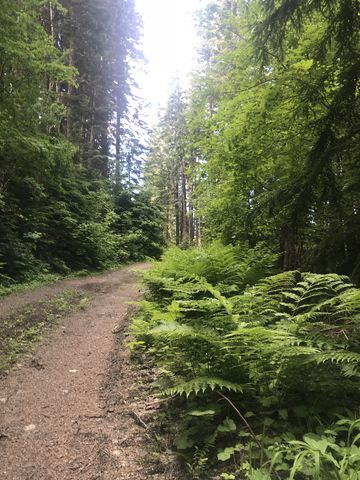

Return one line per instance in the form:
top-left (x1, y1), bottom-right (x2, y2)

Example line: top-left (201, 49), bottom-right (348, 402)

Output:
top-left (0, 290), bottom-right (88, 372)
top-left (0, 273), bottom-right (62, 297)
top-left (0, 262), bottom-right (130, 298)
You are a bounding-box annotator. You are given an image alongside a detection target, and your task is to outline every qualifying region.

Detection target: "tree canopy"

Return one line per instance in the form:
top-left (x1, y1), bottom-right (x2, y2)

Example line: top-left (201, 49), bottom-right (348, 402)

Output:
top-left (151, 0), bottom-right (360, 281)
top-left (0, 0), bottom-right (164, 284)
top-left (1, 0), bottom-right (359, 284)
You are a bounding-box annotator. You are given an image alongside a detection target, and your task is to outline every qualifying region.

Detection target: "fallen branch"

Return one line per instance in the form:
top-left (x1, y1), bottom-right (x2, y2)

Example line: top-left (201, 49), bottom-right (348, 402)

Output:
top-left (130, 410), bottom-right (148, 429)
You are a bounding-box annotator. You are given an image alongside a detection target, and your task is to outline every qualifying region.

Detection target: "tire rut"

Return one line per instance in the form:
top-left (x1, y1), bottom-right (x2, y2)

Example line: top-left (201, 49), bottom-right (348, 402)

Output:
top-left (0, 263), bottom-right (165, 480)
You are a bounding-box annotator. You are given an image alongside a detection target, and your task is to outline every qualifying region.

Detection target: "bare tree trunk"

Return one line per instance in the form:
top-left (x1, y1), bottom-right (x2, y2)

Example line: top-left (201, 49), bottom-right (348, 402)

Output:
top-left (115, 99), bottom-right (122, 185)
top-left (195, 217), bottom-right (201, 247)
top-left (49, 2), bottom-right (55, 38)
top-left (180, 163), bottom-right (188, 244)
top-left (47, 2), bottom-right (58, 93)
top-left (188, 178), bottom-right (195, 244)
top-left (189, 206), bottom-right (195, 244)
top-left (66, 7), bottom-right (75, 140)
top-left (281, 226), bottom-right (300, 270)
top-left (174, 176), bottom-right (180, 245)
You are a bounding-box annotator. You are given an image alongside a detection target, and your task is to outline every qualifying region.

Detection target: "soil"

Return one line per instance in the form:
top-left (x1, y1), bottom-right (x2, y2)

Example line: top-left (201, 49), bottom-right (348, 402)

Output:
top-left (0, 264), bottom-right (181, 480)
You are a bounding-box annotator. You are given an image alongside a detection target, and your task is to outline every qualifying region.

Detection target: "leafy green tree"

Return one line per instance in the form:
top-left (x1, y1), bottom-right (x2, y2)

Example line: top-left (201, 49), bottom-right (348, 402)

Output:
top-left (167, 0), bottom-right (360, 279)
top-left (113, 187), bottom-right (165, 260)
top-left (0, 0), bottom-right (76, 279)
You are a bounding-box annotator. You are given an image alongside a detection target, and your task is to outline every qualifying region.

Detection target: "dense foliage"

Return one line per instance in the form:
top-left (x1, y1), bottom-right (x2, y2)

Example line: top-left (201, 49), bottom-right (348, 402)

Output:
top-left (0, 0), bottom-right (164, 285)
top-left (132, 243), bottom-right (360, 479)
top-left (2, 1), bottom-right (360, 477)
top-left (149, 0), bottom-right (360, 280)
top-left (145, 82), bottom-right (201, 246)
top-left (137, 2), bottom-right (360, 476)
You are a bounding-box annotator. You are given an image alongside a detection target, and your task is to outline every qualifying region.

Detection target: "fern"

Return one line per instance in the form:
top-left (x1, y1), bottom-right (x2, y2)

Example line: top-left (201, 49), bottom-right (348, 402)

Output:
top-left (314, 351), bottom-right (360, 366)
top-left (131, 247), bottom-right (360, 478)
top-left (199, 278), bottom-right (234, 315)
top-left (143, 242), bottom-right (277, 296)
top-left (164, 376), bottom-right (243, 398)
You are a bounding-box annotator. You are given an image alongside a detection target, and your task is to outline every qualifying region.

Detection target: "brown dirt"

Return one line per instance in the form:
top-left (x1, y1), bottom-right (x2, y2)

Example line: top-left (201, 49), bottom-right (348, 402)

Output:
top-left (0, 264), bottom-right (181, 480)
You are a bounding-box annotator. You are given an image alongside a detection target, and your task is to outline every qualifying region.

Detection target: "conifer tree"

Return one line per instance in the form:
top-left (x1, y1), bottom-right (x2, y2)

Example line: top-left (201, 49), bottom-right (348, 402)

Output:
top-left (0, 0), bottom-right (163, 282)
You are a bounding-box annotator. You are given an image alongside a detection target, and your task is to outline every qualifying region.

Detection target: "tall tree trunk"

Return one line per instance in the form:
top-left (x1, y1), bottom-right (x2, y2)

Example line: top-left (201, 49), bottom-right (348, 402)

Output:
top-left (66, 7), bottom-right (75, 140)
top-left (47, 2), bottom-right (57, 93)
top-left (181, 163), bottom-right (188, 243)
top-left (188, 180), bottom-right (195, 244)
top-left (115, 98), bottom-right (122, 186)
top-left (195, 217), bottom-right (201, 247)
top-left (174, 176), bottom-right (180, 245)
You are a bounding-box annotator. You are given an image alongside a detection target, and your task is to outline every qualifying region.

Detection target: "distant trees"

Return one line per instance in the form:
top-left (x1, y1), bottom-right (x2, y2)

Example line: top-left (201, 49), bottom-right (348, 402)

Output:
top-left (145, 82), bottom-right (201, 246)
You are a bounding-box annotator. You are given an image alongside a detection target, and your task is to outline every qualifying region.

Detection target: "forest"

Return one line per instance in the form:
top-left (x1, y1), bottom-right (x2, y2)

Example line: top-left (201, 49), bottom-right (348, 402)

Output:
top-left (148, 0), bottom-right (360, 278)
top-left (1, 0), bottom-right (360, 479)
top-left (0, 0), bottom-right (163, 289)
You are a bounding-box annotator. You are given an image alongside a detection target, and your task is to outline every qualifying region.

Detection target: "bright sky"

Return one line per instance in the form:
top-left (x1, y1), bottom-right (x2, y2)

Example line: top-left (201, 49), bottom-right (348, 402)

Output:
top-left (134, 0), bottom-right (210, 123)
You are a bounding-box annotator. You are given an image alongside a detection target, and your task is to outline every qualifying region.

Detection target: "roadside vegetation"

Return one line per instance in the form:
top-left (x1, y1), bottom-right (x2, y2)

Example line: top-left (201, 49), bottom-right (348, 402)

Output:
top-left (134, 2), bottom-right (360, 474)
top-left (0, 273), bottom-right (62, 298)
top-left (0, 290), bottom-right (88, 372)
top-left (131, 243), bottom-right (360, 479)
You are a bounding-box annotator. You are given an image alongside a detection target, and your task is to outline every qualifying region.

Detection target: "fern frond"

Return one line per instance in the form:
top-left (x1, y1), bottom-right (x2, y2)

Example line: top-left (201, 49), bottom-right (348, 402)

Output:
top-left (313, 351), bottom-right (360, 365)
top-left (340, 363), bottom-right (360, 377)
top-left (226, 326), bottom-right (293, 341)
top-left (200, 279), bottom-right (234, 315)
top-left (282, 292), bottom-right (302, 302)
top-left (164, 377), bottom-right (243, 398)
top-left (177, 298), bottom-right (223, 313)
top-left (150, 321), bottom-right (196, 337)
top-left (149, 322), bottom-right (222, 349)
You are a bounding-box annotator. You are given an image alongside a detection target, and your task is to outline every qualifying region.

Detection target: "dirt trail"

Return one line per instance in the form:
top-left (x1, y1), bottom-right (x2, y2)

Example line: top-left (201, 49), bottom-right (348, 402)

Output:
top-left (0, 264), bottom-right (176, 480)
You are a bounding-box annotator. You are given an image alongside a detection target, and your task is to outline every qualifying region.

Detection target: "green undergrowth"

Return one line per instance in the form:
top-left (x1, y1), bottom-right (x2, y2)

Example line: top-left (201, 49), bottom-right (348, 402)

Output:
top-left (130, 243), bottom-right (360, 479)
top-left (0, 273), bottom-right (62, 297)
top-left (0, 262), bottom-right (129, 297)
top-left (0, 290), bottom-right (88, 372)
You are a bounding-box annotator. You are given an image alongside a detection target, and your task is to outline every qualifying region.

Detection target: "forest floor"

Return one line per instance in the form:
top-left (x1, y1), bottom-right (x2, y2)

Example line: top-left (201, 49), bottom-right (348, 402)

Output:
top-left (0, 264), bottom-right (181, 480)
